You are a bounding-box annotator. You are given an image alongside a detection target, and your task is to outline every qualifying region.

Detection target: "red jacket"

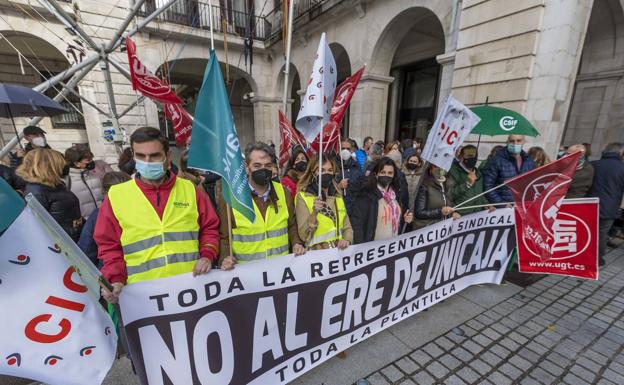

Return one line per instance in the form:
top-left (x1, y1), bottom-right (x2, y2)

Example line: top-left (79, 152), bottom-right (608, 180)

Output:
top-left (95, 173), bottom-right (219, 284)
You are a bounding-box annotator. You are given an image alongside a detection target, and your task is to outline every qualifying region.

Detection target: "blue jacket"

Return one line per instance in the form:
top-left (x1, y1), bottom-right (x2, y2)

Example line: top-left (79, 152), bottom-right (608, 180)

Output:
top-left (338, 158), bottom-right (363, 216)
top-left (482, 148), bottom-right (536, 204)
top-left (77, 207), bottom-right (99, 266)
top-left (588, 152), bottom-right (624, 219)
top-left (354, 149), bottom-right (367, 171)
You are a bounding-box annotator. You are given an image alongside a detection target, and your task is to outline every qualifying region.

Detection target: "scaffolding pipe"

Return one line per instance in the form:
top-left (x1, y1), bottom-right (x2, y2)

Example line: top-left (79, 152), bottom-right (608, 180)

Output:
top-left (105, 0), bottom-right (148, 52)
top-left (33, 54), bottom-right (100, 93)
top-left (60, 82), bottom-right (111, 117)
top-left (118, 95), bottom-right (145, 118)
top-left (38, 0), bottom-right (100, 50)
top-left (0, 60), bottom-right (97, 159)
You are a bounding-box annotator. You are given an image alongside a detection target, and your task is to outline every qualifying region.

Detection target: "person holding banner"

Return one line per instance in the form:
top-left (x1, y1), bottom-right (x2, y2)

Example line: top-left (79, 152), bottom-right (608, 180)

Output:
top-left (218, 142), bottom-right (306, 269)
top-left (447, 145), bottom-right (490, 215)
top-left (413, 164), bottom-right (460, 229)
top-left (295, 153), bottom-right (353, 250)
top-left (351, 157), bottom-right (413, 244)
top-left (95, 127), bottom-right (220, 303)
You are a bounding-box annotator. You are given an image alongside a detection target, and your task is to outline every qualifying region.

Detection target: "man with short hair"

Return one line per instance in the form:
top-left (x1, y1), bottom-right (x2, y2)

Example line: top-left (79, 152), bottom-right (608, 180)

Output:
top-left (338, 139), bottom-right (363, 216)
top-left (96, 127), bottom-right (219, 303)
top-left (448, 145), bottom-right (490, 214)
top-left (588, 142), bottom-right (624, 265)
top-left (218, 142), bottom-right (305, 269)
top-left (482, 134), bottom-right (536, 205)
top-left (9, 125), bottom-right (50, 169)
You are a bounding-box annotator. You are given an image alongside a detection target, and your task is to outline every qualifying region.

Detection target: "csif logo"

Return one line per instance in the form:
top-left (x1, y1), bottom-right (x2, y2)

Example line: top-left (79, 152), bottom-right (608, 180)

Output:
top-left (499, 116), bottom-right (518, 131)
top-left (173, 201), bottom-right (190, 208)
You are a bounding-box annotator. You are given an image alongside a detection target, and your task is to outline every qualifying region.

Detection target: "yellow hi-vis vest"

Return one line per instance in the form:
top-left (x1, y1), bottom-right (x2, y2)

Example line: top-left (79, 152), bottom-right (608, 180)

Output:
top-left (231, 182), bottom-right (289, 262)
top-left (299, 192), bottom-right (346, 247)
top-left (108, 178), bottom-right (199, 284)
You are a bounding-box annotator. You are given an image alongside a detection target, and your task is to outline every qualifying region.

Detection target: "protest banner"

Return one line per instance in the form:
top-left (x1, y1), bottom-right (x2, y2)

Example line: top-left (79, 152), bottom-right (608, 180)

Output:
top-left (119, 209), bottom-right (515, 385)
top-left (0, 205), bottom-right (117, 385)
top-left (517, 198), bottom-right (599, 280)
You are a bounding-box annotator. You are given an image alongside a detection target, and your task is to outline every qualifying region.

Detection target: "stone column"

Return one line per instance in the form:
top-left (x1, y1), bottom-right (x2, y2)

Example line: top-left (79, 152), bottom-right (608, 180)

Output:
top-left (250, 95), bottom-right (282, 145)
top-left (78, 80), bottom-right (119, 164)
top-left (436, 51), bottom-right (456, 112)
top-left (348, 73), bottom-right (394, 144)
top-left (386, 69), bottom-right (402, 141)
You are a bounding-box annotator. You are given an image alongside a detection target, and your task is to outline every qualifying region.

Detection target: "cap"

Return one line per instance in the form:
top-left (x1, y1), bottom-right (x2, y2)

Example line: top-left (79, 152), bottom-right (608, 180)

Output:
top-left (23, 126), bottom-right (46, 136)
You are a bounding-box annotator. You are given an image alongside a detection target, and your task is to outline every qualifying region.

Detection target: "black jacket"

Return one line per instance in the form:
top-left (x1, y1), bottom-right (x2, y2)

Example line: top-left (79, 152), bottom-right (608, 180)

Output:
top-left (25, 183), bottom-right (83, 241)
top-left (350, 183), bottom-right (406, 244)
top-left (413, 175), bottom-right (454, 229)
top-left (0, 164), bottom-right (25, 192)
top-left (588, 153), bottom-right (624, 219)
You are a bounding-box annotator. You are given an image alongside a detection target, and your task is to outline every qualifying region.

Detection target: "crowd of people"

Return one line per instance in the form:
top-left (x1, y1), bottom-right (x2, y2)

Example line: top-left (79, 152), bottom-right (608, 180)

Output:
top-left (1, 126), bottom-right (624, 306)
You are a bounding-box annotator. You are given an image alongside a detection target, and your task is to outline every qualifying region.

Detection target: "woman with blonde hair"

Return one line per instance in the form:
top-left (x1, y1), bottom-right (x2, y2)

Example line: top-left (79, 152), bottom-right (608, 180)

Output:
top-left (17, 148), bottom-right (83, 241)
top-left (295, 153), bottom-right (353, 250)
top-left (528, 146), bottom-right (551, 168)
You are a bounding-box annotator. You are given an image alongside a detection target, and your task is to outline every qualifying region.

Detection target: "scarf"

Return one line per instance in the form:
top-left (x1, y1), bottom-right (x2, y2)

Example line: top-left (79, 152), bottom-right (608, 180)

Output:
top-left (379, 187), bottom-right (401, 235)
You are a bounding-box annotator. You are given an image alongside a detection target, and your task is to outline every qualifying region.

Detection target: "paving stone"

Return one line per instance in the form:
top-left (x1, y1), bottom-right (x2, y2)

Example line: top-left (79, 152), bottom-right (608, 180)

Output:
top-left (408, 350), bottom-right (431, 366)
top-left (538, 360), bottom-right (565, 376)
top-left (603, 368), bottom-right (624, 384)
top-left (366, 372), bottom-right (391, 385)
top-left (424, 361), bottom-right (449, 379)
top-left (498, 337), bottom-right (521, 352)
top-left (410, 370), bottom-right (435, 385)
top-left (480, 351), bottom-right (504, 367)
top-left (530, 367), bottom-right (557, 384)
top-left (562, 372), bottom-right (586, 385)
top-left (456, 367), bottom-right (480, 383)
top-left (498, 363), bottom-right (523, 380)
top-left (395, 357), bottom-right (419, 375)
top-left (438, 354), bottom-right (461, 371)
top-left (469, 358), bottom-right (491, 375)
top-left (486, 371), bottom-right (512, 385)
top-left (380, 365), bottom-right (403, 383)
top-left (444, 374), bottom-right (467, 385)
top-left (450, 347), bottom-right (472, 362)
top-left (472, 334), bottom-right (493, 347)
top-left (422, 343), bottom-right (444, 358)
top-left (582, 349), bottom-right (610, 365)
top-left (509, 331), bottom-right (530, 345)
top-left (570, 364), bottom-right (597, 383)
top-left (508, 354), bottom-right (533, 371)
top-left (577, 356), bottom-right (602, 372)
top-left (545, 351), bottom-right (571, 368)
top-left (462, 340), bottom-right (483, 355)
top-left (435, 335), bottom-right (456, 350)
top-left (596, 379), bottom-right (618, 385)
top-left (519, 377), bottom-right (542, 385)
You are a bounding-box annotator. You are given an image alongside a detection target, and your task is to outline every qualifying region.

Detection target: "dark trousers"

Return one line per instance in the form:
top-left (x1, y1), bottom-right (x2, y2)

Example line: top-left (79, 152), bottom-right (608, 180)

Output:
top-left (599, 218), bottom-right (615, 257)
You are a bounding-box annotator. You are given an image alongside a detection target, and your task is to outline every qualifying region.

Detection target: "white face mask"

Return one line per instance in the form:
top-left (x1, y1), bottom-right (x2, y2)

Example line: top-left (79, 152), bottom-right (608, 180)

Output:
top-left (340, 149), bottom-right (351, 161)
top-left (31, 137), bottom-right (46, 147)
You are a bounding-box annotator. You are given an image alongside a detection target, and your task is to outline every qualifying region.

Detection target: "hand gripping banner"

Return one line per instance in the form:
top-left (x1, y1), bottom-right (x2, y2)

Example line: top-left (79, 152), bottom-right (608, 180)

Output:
top-left (119, 209), bottom-right (516, 385)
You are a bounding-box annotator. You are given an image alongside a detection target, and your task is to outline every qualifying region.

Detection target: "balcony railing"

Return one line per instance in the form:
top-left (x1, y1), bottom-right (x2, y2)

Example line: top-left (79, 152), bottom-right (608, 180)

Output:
top-left (140, 0), bottom-right (271, 41)
top-left (264, 0), bottom-right (331, 44)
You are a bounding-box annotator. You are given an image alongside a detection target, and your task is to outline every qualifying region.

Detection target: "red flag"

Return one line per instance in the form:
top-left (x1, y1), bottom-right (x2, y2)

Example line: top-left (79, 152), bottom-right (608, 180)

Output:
top-left (164, 103), bottom-right (193, 147)
top-left (309, 121), bottom-right (340, 154)
top-left (517, 198), bottom-right (598, 280)
top-left (506, 151), bottom-right (583, 260)
top-left (329, 66), bottom-right (364, 124)
top-left (126, 38), bottom-right (182, 104)
top-left (278, 110), bottom-right (306, 167)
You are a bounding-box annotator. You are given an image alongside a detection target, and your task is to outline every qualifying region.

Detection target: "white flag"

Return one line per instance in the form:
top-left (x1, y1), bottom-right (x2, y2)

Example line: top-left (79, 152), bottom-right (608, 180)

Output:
top-left (295, 32), bottom-right (337, 143)
top-left (421, 95), bottom-right (481, 171)
top-left (0, 206), bottom-right (117, 385)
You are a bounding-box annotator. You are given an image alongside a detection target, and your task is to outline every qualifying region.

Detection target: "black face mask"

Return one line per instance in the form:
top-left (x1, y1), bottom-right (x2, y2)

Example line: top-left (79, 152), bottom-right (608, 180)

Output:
top-left (61, 165), bottom-right (70, 178)
top-left (377, 175), bottom-right (392, 188)
top-left (85, 161), bottom-right (96, 171)
top-left (463, 157), bottom-right (477, 169)
top-left (317, 173), bottom-right (334, 189)
top-left (294, 161), bottom-right (307, 172)
top-left (405, 163), bottom-right (418, 171)
top-left (251, 168), bottom-right (272, 187)
top-left (120, 159), bottom-right (135, 175)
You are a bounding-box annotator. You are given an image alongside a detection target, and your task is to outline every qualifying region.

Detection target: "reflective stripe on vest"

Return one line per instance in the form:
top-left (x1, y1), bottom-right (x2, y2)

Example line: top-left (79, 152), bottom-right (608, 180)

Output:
top-left (299, 192), bottom-right (346, 247)
top-left (231, 182), bottom-right (290, 262)
top-left (108, 178), bottom-right (200, 284)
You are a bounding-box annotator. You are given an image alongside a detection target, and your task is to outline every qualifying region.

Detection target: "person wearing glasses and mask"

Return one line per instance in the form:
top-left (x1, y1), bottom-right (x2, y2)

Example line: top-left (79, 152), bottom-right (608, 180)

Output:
top-left (218, 142), bottom-right (306, 270)
top-left (96, 127), bottom-right (220, 304)
top-left (337, 139), bottom-right (363, 217)
top-left (447, 145), bottom-right (491, 215)
top-left (351, 157), bottom-right (413, 243)
top-left (64, 145), bottom-right (104, 219)
top-left (413, 164), bottom-right (460, 230)
top-left (295, 153), bottom-right (353, 250)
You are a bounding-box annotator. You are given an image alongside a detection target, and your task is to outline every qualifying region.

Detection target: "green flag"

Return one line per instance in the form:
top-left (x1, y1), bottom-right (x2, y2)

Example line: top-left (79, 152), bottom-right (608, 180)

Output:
top-left (469, 105), bottom-right (539, 137)
top-left (188, 50), bottom-right (255, 222)
top-left (0, 177), bottom-right (24, 232)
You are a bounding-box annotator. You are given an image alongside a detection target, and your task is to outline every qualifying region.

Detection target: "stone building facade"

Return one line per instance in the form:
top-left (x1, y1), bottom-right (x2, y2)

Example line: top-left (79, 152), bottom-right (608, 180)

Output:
top-left (0, 0), bottom-right (622, 164)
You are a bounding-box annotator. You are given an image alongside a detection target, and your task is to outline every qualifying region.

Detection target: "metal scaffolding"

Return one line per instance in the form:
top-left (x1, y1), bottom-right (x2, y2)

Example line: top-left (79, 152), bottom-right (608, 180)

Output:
top-left (0, 0), bottom-right (183, 159)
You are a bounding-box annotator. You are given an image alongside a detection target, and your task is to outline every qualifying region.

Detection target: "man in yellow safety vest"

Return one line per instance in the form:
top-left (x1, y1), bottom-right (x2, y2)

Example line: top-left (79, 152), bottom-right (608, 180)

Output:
top-left (95, 127), bottom-right (220, 303)
top-left (217, 142), bottom-right (305, 269)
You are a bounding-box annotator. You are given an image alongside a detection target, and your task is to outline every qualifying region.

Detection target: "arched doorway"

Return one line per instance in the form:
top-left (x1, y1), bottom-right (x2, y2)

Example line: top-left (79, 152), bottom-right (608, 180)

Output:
top-left (371, 7), bottom-right (445, 142)
top-left (0, 31), bottom-right (85, 147)
top-left (157, 58), bottom-right (256, 148)
top-left (563, 0), bottom-right (624, 157)
top-left (329, 43), bottom-right (351, 137)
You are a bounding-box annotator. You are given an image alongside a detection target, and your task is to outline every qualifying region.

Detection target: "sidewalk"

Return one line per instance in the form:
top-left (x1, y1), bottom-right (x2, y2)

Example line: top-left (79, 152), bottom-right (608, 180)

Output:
top-left (3, 243), bottom-right (623, 385)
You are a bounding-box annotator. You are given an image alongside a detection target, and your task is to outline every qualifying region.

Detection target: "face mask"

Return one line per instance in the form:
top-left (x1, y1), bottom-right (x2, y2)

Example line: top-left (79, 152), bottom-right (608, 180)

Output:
top-left (251, 168), bottom-right (272, 187)
top-left (85, 161), bottom-right (96, 171)
top-left (135, 158), bottom-right (165, 180)
top-left (120, 159), bottom-right (135, 175)
top-left (319, 173), bottom-right (334, 189)
top-left (377, 175), bottom-right (392, 188)
top-left (61, 164), bottom-right (70, 178)
top-left (432, 168), bottom-right (446, 180)
top-left (507, 143), bottom-right (522, 154)
top-left (463, 157), bottom-right (477, 169)
top-left (340, 149), bottom-right (352, 161)
top-left (32, 137), bottom-right (46, 147)
top-left (294, 161), bottom-right (307, 172)
top-left (405, 163), bottom-right (418, 171)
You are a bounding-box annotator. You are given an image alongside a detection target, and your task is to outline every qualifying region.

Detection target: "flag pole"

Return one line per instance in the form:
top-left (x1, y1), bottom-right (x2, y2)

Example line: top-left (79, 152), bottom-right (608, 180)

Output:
top-left (208, 0), bottom-right (215, 50)
top-left (227, 203), bottom-right (234, 257)
top-left (281, 0), bottom-right (295, 114)
top-left (452, 182), bottom-right (506, 210)
top-left (318, 122), bottom-right (323, 197)
top-left (338, 128), bottom-right (346, 195)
